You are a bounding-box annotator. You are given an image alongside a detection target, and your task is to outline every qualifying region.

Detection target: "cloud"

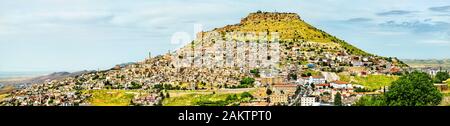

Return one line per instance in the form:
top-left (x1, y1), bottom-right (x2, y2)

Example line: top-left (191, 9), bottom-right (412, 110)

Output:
top-left (379, 20), bottom-right (450, 33)
top-left (376, 10), bottom-right (415, 16)
top-left (429, 5), bottom-right (450, 12)
top-left (418, 40), bottom-right (450, 46)
top-left (345, 18), bottom-right (372, 23)
top-left (367, 31), bottom-right (407, 36)
top-left (385, 43), bottom-right (401, 47)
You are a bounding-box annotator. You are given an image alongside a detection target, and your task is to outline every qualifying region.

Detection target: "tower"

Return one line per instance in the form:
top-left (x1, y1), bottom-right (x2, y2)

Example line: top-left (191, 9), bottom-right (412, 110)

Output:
top-left (148, 51), bottom-right (152, 59)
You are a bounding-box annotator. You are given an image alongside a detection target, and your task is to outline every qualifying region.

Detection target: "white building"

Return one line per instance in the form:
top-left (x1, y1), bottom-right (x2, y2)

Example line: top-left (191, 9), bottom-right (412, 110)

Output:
top-left (330, 81), bottom-right (352, 89)
top-left (299, 76), bottom-right (326, 85)
top-left (300, 97), bottom-right (317, 106)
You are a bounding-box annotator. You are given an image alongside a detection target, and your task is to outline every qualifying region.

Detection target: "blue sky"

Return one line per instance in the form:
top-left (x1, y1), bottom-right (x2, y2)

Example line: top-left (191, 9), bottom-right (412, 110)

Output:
top-left (0, 0), bottom-right (449, 72)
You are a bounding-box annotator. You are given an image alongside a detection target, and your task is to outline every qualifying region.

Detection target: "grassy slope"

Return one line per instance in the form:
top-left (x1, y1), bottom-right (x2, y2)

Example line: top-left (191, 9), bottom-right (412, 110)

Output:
top-left (163, 89), bottom-right (256, 106)
top-left (441, 92), bottom-right (450, 106)
top-left (83, 90), bottom-right (142, 106)
top-left (339, 74), bottom-right (399, 90)
top-left (0, 86), bottom-right (15, 101)
top-left (0, 94), bottom-right (8, 101)
top-left (162, 93), bottom-right (230, 106)
top-left (215, 12), bottom-right (372, 57)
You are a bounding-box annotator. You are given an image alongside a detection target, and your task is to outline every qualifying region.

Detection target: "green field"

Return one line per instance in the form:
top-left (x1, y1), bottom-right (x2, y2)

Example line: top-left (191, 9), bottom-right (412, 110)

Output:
top-left (339, 74), bottom-right (399, 90)
top-left (443, 93), bottom-right (450, 97)
top-left (83, 90), bottom-right (142, 106)
top-left (162, 91), bottom-right (253, 106)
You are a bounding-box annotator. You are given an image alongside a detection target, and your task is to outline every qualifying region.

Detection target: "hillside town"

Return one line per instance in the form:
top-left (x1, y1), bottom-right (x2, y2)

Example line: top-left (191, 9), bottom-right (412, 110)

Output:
top-left (1, 12), bottom-right (448, 106)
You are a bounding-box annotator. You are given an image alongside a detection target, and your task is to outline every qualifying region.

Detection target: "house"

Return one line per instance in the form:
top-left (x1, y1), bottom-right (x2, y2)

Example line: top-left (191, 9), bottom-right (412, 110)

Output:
top-left (253, 88), bottom-right (269, 102)
top-left (272, 84), bottom-right (298, 95)
top-left (260, 69), bottom-right (279, 78)
top-left (330, 81), bottom-right (352, 89)
top-left (419, 68), bottom-right (440, 76)
top-left (254, 80), bottom-right (263, 87)
top-left (300, 97), bottom-right (317, 106)
top-left (362, 57), bottom-right (369, 62)
top-left (351, 61), bottom-right (363, 67)
top-left (315, 83), bottom-right (330, 89)
top-left (299, 76), bottom-right (326, 85)
top-left (260, 77), bottom-right (284, 86)
top-left (390, 67), bottom-right (401, 74)
top-left (269, 94), bottom-right (289, 104)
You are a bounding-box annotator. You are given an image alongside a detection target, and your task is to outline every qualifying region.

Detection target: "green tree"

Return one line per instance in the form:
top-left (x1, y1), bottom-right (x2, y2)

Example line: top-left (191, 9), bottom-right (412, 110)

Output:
top-left (166, 92), bottom-right (170, 98)
top-left (240, 92), bottom-right (253, 99)
top-left (240, 77), bottom-right (255, 88)
top-left (295, 86), bottom-right (302, 95)
top-left (434, 71), bottom-right (449, 83)
top-left (266, 89), bottom-right (273, 95)
top-left (130, 81), bottom-right (142, 89)
top-left (289, 73), bottom-right (297, 80)
top-left (334, 92), bottom-right (342, 106)
top-left (353, 95), bottom-right (386, 106)
top-left (250, 69), bottom-right (260, 77)
top-left (226, 94), bottom-right (238, 101)
top-left (159, 92), bottom-right (165, 99)
top-left (385, 71), bottom-right (442, 106)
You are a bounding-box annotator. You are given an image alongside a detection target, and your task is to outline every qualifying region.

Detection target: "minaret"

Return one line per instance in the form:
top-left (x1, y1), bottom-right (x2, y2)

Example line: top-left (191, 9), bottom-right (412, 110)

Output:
top-left (148, 51), bottom-right (152, 59)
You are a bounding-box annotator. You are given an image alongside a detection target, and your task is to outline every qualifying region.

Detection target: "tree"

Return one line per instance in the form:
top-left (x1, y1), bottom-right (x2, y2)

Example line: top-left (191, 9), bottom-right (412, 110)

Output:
top-left (334, 92), bottom-right (342, 106)
top-left (226, 94), bottom-right (238, 101)
top-left (266, 89), bottom-right (273, 95)
top-left (354, 87), bottom-right (372, 92)
top-left (240, 77), bottom-right (255, 88)
top-left (240, 92), bottom-right (253, 99)
top-left (166, 92), bottom-right (170, 98)
top-left (289, 73), bottom-right (297, 80)
top-left (160, 92), bottom-right (165, 99)
top-left (434, 71), bottom-right (449, 83)
top-left (353, 95), bottom-right (385, 106)
top-left (295, 86), bottom-right (302, 95)
top-left (130, 81), bottom-right (142, 89)
top-left (250, 69), bottom-right (260, 77)
top-left (385, 71), bottom-right (443, 106)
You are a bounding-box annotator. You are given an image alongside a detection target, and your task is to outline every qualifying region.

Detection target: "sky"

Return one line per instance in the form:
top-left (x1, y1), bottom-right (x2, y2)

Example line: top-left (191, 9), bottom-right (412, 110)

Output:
top-left (0, 0), bottom-right (449, 72)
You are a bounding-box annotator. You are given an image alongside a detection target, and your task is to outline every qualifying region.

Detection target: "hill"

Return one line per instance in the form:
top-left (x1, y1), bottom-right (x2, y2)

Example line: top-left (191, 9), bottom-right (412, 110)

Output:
top-left (0, 12), bottom-right (408, 106)
top-left (0, 70), bottom-right (92, 86)
top-left (402, 59), bottom-right (450, 69)
top-left (214, 12), bottom-right (371, 56)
